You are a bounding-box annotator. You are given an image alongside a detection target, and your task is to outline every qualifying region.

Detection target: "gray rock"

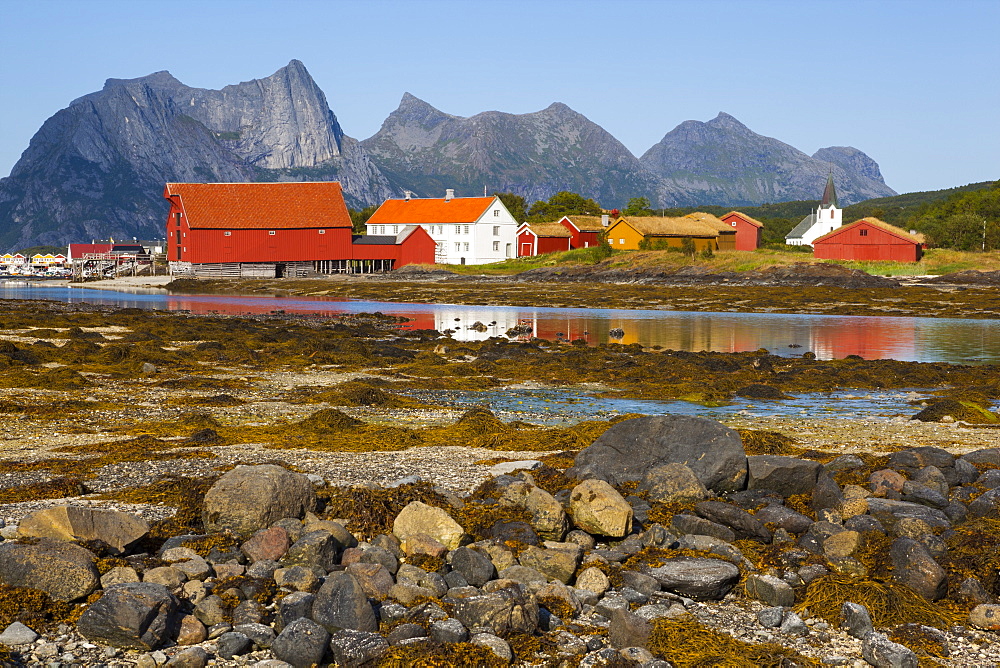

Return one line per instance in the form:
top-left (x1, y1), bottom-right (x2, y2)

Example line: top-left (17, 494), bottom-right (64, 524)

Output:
top-left (780, 611), bottom-right (809, 636)
top-left (217, 631), bottom-right (253, 659)
top-left (271, 618), bottom-right (330, 668)
top-left (900, 481), bottom-right (949, 509)
top-left (193, 594), bottom-right (228, 627)
top-left (638, 463), bottom-right (708, 504)
top-left (281, 530), bottom-right (340, 572)
top-left (450, 547), bottom-right (497, 587)
top-left (567, 415), bottom-right (748, 492)
top-left (387, 622), bottom-right (426, 645)
top-left (345, 562), bottom-right (394, 600)
top-left (165, 647), bottom-right (208, 668)
top-left (490, 460), bottom-right (541, 476)
top-left (76, 583), bottom-right (179, 650)
top-left (450, 585), bottom-right (540, 636)
top-left (670, 514), bottom-right (736, 542)
top-left (969, 488), bottom-right (1000, 518)
top-left (824, 454), bottom-right (865, 472)
top-left (694, 501), bottom-right (771, 543)
top-left (890, 537), bottom-right (946, 601)
top-left (619, 571), bottom-right (660, 597)
top-left (312, 572), bottom-right (377, 633)
top-left (961, 448), bottom-right (1000, 467)
top-left (840, 602), bottom-right (874, 638)
top-left (812, 471), bottom-right (845, 512)
top-left (746, 455), bottom-right (822, 496)
top-left (471, 632), bottom-right (512, 662)
top-left (235, 622), bottom-right (276, 648)
top-left (754, 504), bottom-right (814, 534)
top-left (328, 629), bottom-right (389, 667)
top-left (518, 544), bottom-right (581, 584)
top-left (17, 505), bottom-right (149, 554)
top-left (0, 621), bottom-right (38, 645)
top-left (756, 607), bottom-right (784, 628)
top-left (275, 564), bottom-right (321, 593)
top-left (359, 545), bottom-right (398, 575)
top-left (276, 591), bottom-right (315, 632)
top-left (430, 618), bottom-right (469, 644)
top-left (744, 574), bottom-right (794, 607)
top-left (0, 538), bottom-right (99, 601)
top-left (957, 577), bottom-right (993, 605)
top-left (203, 464), bottom-right (316, 535)
top-left (862, 632), bottom-right (919, 668)
top-left (647, 557), bottom-right (741, 600)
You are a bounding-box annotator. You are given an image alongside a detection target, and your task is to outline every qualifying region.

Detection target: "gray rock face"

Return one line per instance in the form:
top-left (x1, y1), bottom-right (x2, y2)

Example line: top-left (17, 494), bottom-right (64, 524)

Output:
top-left (450, 547), bottom-right (497, 587)
top-left (746, 456), bottom-right (822, 496)
top-left (0, 538), bottom-right (99, 601)
top-left (694, 501), bottom-right (771, 543)
top-left (862, 632), bottom-right (919, 668)
top-left (361, 93), bottom-right (677, 209)
top-left (567, 415), bottom-right (747, 492)
top-left (271, 617), bottom-right (330, 668)
top-left (639, 112), bottom-right (896, 207)
top-left (76, 583), bottom-right (179, 650)
top-left (744, 574), bottom-right (794, 607)
top-left (328, 629), bottom-right (389, 667)
top-left (890, 537), bottom-right (947, 601)
top-left (841, 602), bottom-right (874, 639)
top-left (0, 60), bottom-right (395, 251)
top-left (639, 463), bottom-right (709, 504)
top-left (203, 464), bottom-right (316, 536)
top-left (311, 572), bottom-right (378, 633)
top-left (0, 621), bottom-right (38, 645)
top-left (647, 557), bottom-right (741, 600)
top-left (449, 585), bottom-right (540, 636)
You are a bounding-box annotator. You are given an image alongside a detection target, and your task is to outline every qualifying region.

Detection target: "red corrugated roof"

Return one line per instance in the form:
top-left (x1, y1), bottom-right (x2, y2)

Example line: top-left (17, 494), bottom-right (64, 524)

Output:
top-left (164, 182), bottom-right (352, 230)
top-left (69, 243), bottom-right (113, 255)
top-left (365, 197), bottom-right (496, 226)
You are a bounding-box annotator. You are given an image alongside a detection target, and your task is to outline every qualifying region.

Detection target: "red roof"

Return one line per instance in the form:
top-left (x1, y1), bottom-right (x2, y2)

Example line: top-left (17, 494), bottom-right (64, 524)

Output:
top-left (721, 211), bottom-right (764, 228)
top-left (366, 197), bottom-right (496, 226)
top-left (813, 218), bottom-right (924, 245)
top-left (164, 182), bottom-right (352, 230)
top-left (69, 243), bottom-right (113, 255)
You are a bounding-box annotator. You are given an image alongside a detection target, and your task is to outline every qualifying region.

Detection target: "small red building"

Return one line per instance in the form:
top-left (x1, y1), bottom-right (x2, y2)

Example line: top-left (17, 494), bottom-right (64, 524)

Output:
top-left (558, 215), bottom-right (605, 249)
top-left (516, 222), bottom-right (573, 256)
top-left (350, 226), bottom-right (436, 271)
top-left (720, 211), bottom-right (764, 251)
top-left (812, 217), bottom-right (925, 262)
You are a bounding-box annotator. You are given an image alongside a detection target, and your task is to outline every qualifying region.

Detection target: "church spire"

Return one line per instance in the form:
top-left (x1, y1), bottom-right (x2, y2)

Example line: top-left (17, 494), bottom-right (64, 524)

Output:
top-left (820, 173), bottom-right (838, 208)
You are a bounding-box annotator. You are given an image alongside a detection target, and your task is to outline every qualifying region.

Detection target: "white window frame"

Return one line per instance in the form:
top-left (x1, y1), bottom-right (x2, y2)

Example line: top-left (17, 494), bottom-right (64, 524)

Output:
top-left (224, 231), bottom-right (232, 237)
top-left (492, 241), bottom-right (499, 252)
top-left (268, 230), bottom-right (276, 236)
top-left (318, 229), bottom-right (326, 235)
top-left (493, 225), bottom-right (500, 236)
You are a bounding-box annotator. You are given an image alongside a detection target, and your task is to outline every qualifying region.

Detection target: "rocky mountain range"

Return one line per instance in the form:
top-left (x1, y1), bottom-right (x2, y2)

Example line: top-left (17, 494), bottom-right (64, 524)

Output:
top-left (0, 60), bottom-right (896, 250)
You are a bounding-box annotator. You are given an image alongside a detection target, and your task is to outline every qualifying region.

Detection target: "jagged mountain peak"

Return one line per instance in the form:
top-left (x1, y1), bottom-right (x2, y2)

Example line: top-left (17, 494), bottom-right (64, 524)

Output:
top-left (103, 70), bottom-right (183, 91)
top-left (707, 111), bottom-right (749, 131)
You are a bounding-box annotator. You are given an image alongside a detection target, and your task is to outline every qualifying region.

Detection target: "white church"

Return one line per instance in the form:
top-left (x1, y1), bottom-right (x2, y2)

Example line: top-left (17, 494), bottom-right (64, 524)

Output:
top-left (785, 175), bottom-right (842, 246)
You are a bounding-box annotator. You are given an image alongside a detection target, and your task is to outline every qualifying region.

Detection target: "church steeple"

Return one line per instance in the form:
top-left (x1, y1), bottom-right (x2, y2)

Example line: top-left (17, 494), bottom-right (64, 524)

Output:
top-left (820, 173), bottom-right (838, 209)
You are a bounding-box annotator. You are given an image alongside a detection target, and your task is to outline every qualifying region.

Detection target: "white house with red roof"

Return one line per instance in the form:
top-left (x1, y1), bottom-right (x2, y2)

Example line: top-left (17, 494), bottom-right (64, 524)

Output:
top-left (364, 190), bottom-right (518, 265)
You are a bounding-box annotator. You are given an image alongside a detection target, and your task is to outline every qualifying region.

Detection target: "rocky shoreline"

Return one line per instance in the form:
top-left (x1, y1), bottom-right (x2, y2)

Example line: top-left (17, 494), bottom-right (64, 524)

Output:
top-left (0, 298), bottom-right (999, 666)
top-left (1, 417), bottom-right (1000, 667)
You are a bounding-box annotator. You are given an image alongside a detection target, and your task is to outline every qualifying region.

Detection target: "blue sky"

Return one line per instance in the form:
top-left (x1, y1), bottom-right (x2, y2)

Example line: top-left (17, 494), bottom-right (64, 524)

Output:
top-left (1, 0), bottom-right (996, 195)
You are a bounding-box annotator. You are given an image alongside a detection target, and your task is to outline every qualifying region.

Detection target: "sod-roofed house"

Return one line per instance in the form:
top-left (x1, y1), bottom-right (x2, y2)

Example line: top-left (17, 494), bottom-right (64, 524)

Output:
top-left (682, 212), bottom-right (737, 250)
top-left (516, 222), bottom-right (573, 256)
top-left (812, 217), bottom-right (925, 262)
top-left (721, 211), bottom-right (764, 251)
top-left (605, 216), bottom-right (722, 252)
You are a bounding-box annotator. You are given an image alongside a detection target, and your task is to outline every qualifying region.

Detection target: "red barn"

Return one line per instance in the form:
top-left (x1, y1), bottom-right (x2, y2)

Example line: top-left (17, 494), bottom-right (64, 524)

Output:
top-left (813, 217), bottom-right (925, 262)
top-left (720, 211), bottom-right (764, 251)
top-left (165, 182), bottom-right (353, 276)
top-left (516, 222), bottom-right (573, 256)
top-left (558, 216), bottom-right (605, 249)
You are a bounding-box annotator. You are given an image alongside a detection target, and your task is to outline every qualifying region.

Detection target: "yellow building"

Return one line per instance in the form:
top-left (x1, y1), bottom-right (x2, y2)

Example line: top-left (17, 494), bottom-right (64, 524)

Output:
top-left (605, 216), bottom-right (722, 251)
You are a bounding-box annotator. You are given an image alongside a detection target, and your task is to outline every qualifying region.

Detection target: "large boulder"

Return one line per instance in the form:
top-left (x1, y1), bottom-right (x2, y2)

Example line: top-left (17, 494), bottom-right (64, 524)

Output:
top-left (499, 481), bottom-right (568, 541)
top-left (891, 537), bottom-right (947, 601)
top-left (566, 415), bottom-right (747, 492)
top-left (0, 538), bottom-right (99, 601)
top-left (392, 501), bottom-right (468, 550)
top-left (17, 505), bottom-right (149, 554)
top-left (569, 480), bottom-right (632, 538)
top-left (746, 456), bottom-right (822, 497)
top-left (639, 463), bottom-right (709, 504)
top-left (202, 465), bottom-right (316, 535)
top-left (647, 557), bottom-right (741, 600)
top-left (271, 617), bottom-right (330, 668)
top-left (77, 582), bottom-right (179, 650)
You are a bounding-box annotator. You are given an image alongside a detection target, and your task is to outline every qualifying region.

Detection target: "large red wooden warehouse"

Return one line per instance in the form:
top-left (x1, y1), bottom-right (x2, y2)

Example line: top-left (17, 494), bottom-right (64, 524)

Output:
top-left (812, 217), bottom-right (925, 262)
top-left (164, 182), bottom-right (434, 277)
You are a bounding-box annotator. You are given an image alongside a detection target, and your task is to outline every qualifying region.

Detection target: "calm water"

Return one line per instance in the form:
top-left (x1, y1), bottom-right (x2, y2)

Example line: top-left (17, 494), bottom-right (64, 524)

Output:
top-left (2, 282), bottom-right (999, 365)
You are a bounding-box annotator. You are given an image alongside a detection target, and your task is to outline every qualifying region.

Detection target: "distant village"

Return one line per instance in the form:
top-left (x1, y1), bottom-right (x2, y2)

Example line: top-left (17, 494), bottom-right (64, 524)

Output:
top-left (1, 177), bottom-right (926, 280)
